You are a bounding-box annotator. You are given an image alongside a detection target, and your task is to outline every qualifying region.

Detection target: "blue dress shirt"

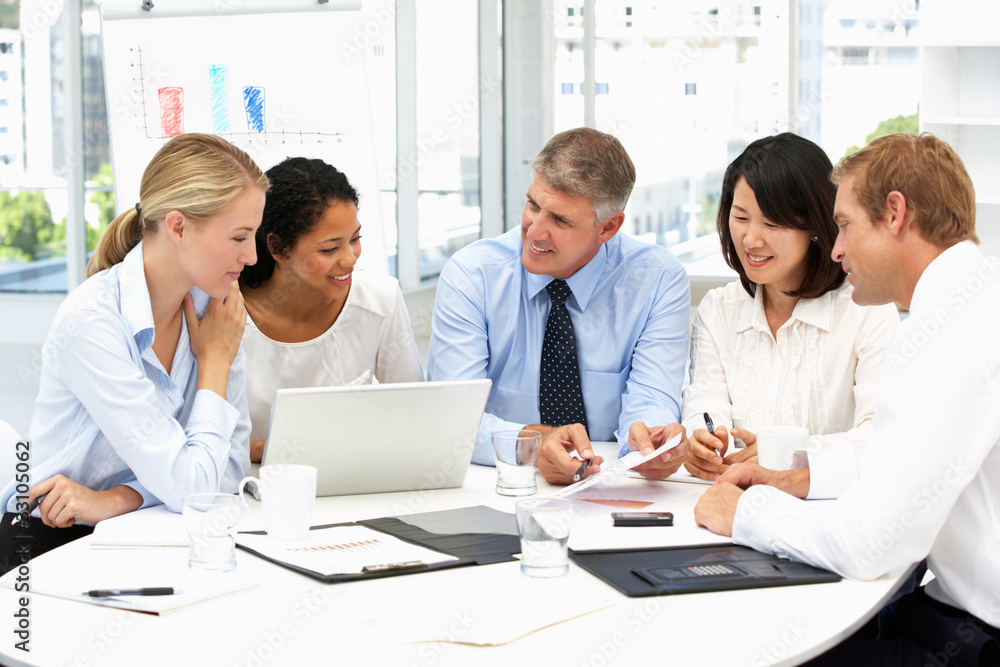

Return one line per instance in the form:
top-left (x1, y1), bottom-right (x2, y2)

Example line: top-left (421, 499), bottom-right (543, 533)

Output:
top-left (1, 242), bottom-right (251, 515)
top-left (427, 229), bottom-right (690, 465)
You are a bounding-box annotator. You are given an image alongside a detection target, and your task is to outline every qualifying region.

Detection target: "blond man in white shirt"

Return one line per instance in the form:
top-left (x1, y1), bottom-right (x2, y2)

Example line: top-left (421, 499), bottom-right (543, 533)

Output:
top-left (696, 133), bottom-right (1000, 665)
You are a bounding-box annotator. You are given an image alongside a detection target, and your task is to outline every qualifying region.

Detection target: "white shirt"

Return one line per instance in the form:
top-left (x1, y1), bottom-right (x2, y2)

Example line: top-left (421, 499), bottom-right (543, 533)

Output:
top-left (0, 242), bottom-right (251, 514)
top-left (243, 269), bottom-right (424, 442)
top-left (682, 280), bottom-right (899, 498)
top-left (734, 241), bottom-right (1000, 626)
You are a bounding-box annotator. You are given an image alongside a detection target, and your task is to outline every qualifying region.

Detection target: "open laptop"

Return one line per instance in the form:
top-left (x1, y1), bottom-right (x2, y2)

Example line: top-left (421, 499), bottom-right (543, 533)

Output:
top-left (259, 379), bottom-right (492, 497)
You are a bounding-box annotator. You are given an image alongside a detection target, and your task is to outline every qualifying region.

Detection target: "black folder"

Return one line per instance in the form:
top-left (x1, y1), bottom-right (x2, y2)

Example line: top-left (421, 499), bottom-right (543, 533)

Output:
top-left (570, 544), bottom-right (840, 597)
top-left (237, 505), bottom-right (521, 583)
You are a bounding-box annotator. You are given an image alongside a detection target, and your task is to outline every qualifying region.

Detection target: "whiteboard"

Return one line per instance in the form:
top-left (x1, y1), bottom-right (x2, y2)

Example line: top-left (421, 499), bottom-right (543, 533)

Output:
top-left (99, 0), bottom-right (387, 271)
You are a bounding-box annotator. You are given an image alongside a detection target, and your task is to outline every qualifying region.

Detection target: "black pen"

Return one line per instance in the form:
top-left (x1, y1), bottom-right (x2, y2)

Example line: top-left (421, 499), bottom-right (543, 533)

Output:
top-left (703, 412), bottom-right (721, 459)
top-left (10, 496), bottom-right (44, 526)
top-left (573, 458), bottom-right (593, 482)
top-left (86, 588), bottom-right (176, 597)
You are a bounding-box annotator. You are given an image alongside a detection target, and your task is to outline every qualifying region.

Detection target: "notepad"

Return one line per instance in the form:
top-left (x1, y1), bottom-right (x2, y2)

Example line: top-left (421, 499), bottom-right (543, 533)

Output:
top-left (90, 504), bottom-right (189, 548)
top-left (236, 525), bottom-right (459, 578)
top-left (0, 567), bottom-right (257, 615)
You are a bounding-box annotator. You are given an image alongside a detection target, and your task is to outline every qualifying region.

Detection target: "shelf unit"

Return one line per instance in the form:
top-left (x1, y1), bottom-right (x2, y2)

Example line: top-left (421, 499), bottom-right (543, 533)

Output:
top-left (918, 2), bottom-right (1000, 255)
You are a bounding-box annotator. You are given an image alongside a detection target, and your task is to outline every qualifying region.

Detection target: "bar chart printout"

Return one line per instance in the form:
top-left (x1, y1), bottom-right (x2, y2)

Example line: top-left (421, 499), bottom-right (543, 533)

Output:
top-left (236, 526), bottom-right (459, 576)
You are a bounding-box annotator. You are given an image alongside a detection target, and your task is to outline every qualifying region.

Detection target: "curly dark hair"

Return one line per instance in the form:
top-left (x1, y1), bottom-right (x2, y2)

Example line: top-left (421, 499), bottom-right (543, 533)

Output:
top-left (239, 157), bottom-right (360, 288)
top-left (717, 133), bottom-right (844, 299)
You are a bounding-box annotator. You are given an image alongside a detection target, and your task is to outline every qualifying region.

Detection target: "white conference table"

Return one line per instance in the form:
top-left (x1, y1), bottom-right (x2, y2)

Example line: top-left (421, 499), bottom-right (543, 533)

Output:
top-left (0, 445), bottom-right (911, 667)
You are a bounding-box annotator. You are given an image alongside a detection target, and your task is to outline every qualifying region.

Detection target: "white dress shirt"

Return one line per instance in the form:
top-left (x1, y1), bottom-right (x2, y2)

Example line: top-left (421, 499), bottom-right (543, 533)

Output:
top-left (243, 269), bottom-right (424, 442)
top-left (0, 242), bottom-right (251, 514)
top-left (682, 280), bottom-right (899, 498)
top-left (734, 241), bottom-right (1000, 627)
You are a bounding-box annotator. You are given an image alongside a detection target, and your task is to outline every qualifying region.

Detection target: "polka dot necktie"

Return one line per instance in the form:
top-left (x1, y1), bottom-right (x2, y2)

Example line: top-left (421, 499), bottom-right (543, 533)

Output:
top-left (539, 279), bottom-right (588, 431)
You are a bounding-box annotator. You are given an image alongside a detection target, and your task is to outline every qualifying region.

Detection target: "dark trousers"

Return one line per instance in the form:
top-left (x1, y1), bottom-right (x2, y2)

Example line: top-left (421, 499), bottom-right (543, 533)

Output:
top-left (805, 586), bottom-right (1000, 667)
top-left (0, 512), bottom-right (94, 576)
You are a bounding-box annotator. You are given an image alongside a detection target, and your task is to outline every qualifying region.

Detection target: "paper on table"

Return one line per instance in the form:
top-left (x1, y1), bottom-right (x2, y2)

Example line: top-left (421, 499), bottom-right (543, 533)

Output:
top-left (90, 504), bottom-right (188, 548)
top-left (318, 563), bottom-right (618, 646)
top-left (0, 564), bottom-right (256, 615)
top-left (552, 432), bottom-right (684, 498)
top-left (641, 468), bottom-right (712, 485)
top-left (551, 438), bottom-right (732, 551)
top-left (236, 525), bottom-right (459, 576)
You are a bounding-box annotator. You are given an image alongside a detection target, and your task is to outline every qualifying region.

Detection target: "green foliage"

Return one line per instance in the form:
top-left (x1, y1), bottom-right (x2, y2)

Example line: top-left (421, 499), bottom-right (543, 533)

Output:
top-left (88, 162), bottom-right (116, 252)
top-left (845, 110), bottom-right (920, 157)
top-left (696, 193), bottom-right (720, 238)
top-left (0, 190), bottom-right (58, 261)
top-left (0, 3), bottom-right (18, 30)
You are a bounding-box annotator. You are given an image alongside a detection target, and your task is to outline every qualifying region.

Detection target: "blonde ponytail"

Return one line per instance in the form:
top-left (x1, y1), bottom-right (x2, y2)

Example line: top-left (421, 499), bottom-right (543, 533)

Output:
top-left (86, 133), bottom-right (269, 278)
top-left (87, 208), bottom-right (144, 277)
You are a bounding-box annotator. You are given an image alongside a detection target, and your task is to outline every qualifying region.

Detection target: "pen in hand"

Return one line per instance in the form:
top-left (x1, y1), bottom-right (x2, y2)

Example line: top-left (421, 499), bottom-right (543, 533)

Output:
top-left (10, 496), bottom-right (44, 526)
top-left (703, 413), bottom-right (721, 459)
top-left (572, 458), bottom-right (593, 482)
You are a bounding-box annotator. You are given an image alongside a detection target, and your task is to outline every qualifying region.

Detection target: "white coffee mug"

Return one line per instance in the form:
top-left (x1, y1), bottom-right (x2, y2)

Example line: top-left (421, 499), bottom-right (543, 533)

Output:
top-left (238, 464), bottom-right (317, 541)
top-left (756, 426), bottom-right (809, 470)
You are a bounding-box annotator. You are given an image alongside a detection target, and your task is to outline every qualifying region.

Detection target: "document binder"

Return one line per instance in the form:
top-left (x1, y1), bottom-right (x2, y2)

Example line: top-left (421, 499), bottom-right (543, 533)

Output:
top-left (570, 544), bottom-right (840, 597)
top-left (237, 505), bottom-right (521, 583)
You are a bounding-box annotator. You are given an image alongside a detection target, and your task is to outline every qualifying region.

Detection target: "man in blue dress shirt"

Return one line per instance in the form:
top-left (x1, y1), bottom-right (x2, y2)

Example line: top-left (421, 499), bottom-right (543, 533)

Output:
top-left (428, 128), bottom-right (691, 484)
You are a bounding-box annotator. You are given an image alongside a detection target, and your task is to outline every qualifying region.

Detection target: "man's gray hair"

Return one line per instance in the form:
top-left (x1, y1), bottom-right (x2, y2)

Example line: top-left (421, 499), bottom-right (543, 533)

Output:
top-left (531, 127), bottom-right (636, 224)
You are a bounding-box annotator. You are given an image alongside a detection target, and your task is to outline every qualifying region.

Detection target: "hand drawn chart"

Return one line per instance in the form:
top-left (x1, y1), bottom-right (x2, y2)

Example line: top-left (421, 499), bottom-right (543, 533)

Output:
top-left (100, 3), bottom-right (387, 270)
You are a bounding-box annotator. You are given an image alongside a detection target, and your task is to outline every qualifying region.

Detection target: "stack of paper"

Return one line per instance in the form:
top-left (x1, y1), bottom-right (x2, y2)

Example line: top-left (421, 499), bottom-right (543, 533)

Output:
top-left (90, 505), bottom-right (188, 548)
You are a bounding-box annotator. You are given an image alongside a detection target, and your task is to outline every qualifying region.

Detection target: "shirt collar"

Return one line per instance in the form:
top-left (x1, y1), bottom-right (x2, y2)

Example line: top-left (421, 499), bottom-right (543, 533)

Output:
top-left (524, 240), bottom-right (609, 310)
top-left (909, 240), bottom-right (984, 315)
top-left (119, 241), bottom-right (156, 351)
top-left (118, 241), bottom-right (211, 352)
top-left (735, 283), bottom-right (835, 334)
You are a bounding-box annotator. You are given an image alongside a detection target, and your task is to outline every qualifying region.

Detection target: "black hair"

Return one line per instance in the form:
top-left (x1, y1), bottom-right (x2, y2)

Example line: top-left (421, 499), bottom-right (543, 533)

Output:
top-left (717, 132), bottom-right (845, 299)
top-left (239, 157), bottom-right (360, 289)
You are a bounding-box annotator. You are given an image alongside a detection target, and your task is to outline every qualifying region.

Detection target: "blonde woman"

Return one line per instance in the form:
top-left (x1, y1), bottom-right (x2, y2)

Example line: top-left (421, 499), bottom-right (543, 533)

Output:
top-left (0, 134), bottom-right (267, 570)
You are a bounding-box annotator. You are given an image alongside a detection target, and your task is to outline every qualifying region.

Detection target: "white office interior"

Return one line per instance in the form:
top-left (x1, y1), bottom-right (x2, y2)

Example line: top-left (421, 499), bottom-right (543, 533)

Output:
top-left (1, 0), bottom-right (998, 439)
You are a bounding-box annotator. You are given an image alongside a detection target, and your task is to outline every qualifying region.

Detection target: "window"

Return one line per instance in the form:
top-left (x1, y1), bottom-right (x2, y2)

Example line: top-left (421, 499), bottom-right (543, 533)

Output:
top-left (547, 0), bottom-right (928, 278)
top-left (1, 0), bottom-right (487, 293)
top-left (413, 1), bottom-right (481, 280)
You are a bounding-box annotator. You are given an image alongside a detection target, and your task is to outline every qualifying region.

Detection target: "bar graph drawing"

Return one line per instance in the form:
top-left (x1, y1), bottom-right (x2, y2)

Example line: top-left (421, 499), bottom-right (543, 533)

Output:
top-left (208, 64), bottom-right (230, 134)
top-left (242, 85), bottom-right (266, 133)
top-left (127, 47), bottom-right (346, 143)
top-left (157, 87), bottom-right (184, 137)
top-left (101, 5), bottom-right (387, 272)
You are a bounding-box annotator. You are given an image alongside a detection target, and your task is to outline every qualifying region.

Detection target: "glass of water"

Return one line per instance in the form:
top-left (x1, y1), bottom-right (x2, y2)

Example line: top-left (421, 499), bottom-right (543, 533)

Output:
top-left (182, 493), bottom-right (241, 571)
top-left (515, 497), bottom-right (574, 577)
top-left (491, 430), bottom-right (543, 496)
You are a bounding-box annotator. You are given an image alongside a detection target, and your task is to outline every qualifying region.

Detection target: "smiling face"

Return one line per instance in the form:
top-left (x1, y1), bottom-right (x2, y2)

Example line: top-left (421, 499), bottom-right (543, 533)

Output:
top-left (184, 185), bottom-right (263, 299)
top-left (728, 177), bottom-right (811, 297)
top-left (832, 173), bottom-right (897, 306)
top-left (520, 175), bottom-right (619, 279)
top-left (276, 200), bottom-right (361, 302)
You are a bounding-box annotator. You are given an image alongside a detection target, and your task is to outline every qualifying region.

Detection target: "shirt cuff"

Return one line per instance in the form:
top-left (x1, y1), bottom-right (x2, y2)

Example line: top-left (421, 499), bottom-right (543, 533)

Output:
top-left (802, 448), bottom-right (858, 500)
top-left (472, 413), bottom-right (527, 466)
top-left (187, 388), bottom-right (241, 465)
top-left (124, 480), bottom-right (160, 510)
top-left (732, 485), bottom-right (805, 553)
